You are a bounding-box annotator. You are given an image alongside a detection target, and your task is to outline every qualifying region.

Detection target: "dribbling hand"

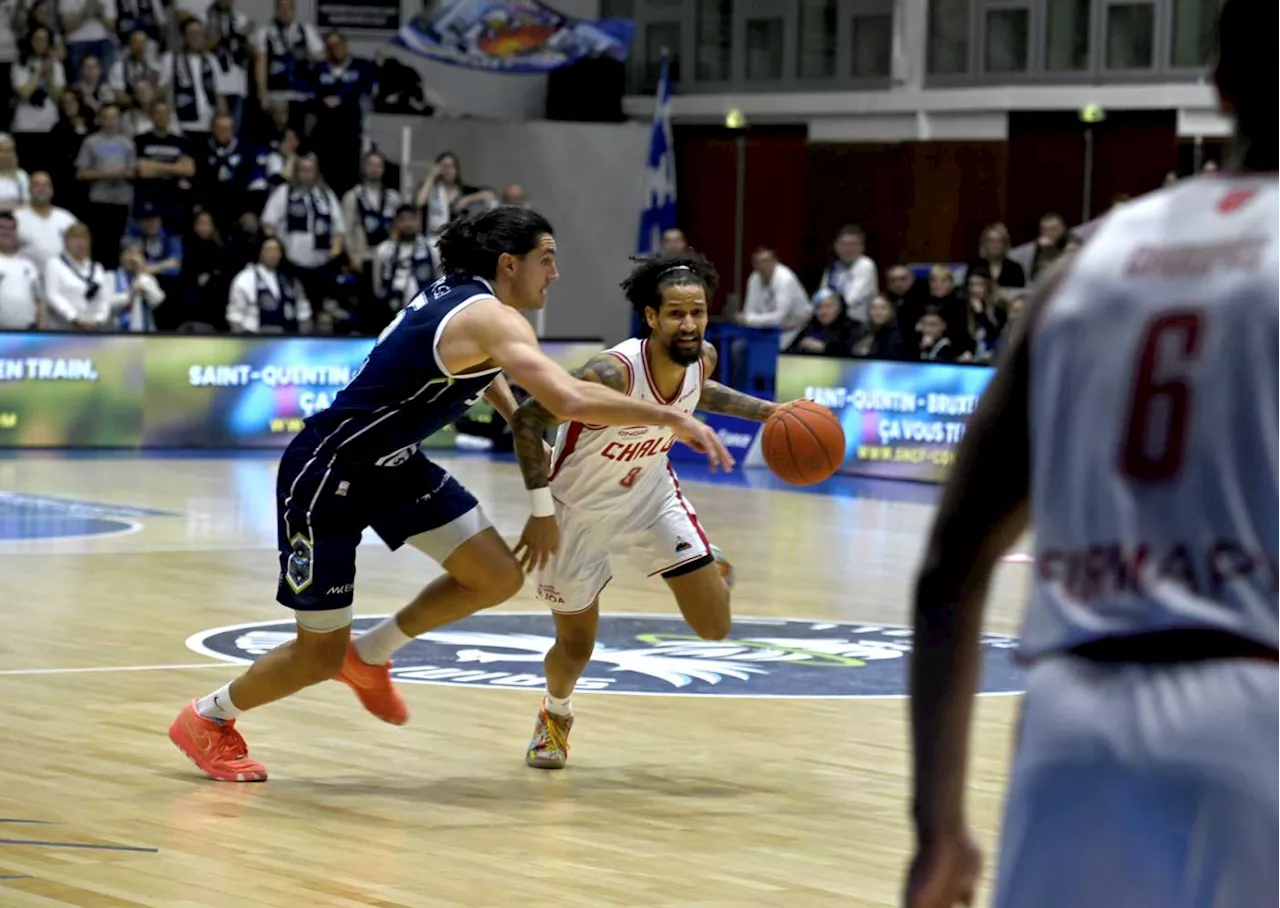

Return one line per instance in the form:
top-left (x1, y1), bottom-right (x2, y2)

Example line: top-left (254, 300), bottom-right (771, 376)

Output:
top-left (903, 828), bottom-right (982, 908)
top-left (672, 413), bottom-right (735, 473)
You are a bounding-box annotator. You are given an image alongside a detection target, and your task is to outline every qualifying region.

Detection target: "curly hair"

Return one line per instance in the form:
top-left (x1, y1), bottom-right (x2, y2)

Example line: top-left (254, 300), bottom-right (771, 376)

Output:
top-left (620, 253), bottom-right (719, 336)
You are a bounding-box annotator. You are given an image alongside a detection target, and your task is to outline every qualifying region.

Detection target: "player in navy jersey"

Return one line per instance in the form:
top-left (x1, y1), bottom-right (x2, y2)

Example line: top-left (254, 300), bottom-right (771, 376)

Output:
top-left (169, 207), bottom-right (733, 782)
top-left (903, 2), bottom-right (1277, 906)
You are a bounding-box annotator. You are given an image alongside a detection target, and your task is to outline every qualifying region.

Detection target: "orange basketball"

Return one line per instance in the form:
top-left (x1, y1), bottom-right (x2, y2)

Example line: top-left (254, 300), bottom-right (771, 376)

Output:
top-left (762, 400), bottom-right (846, 485)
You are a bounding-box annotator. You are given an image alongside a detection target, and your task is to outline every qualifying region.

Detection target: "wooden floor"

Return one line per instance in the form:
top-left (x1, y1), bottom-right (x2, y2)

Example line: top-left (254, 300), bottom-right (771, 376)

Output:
top-left (0, 454), bottom-right (1032, 907)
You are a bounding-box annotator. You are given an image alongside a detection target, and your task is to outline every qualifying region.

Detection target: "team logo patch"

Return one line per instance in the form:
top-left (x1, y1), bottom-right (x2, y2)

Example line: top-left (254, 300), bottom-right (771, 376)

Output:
top-left (285, 534), bottom-right (313, 593)
top-left (187, 613), bottom-right (1027, 698)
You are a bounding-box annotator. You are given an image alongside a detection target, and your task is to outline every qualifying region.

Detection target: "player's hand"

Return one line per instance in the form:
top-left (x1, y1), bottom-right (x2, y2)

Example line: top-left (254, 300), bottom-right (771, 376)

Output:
top-left (513, 515), bottom-right (559, 574)
top-left (671, 412), bottom-right (735, 473)
top-left (902, 828), bottom-right (982, 908)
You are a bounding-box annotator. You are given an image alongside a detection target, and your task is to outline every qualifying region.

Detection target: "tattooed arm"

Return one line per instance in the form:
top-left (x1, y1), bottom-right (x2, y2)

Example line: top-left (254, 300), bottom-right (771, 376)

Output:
top-left (696, 342), bottom-right (779, 422)
top-left (510, 352), bottom-right (631, 492)
top-left (508, 353), bottom-right (631, 573)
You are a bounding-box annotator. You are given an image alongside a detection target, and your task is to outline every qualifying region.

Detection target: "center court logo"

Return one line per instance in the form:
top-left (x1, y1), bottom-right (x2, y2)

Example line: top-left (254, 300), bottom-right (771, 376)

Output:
top-left (187, 613), bottom-right (1027, 698)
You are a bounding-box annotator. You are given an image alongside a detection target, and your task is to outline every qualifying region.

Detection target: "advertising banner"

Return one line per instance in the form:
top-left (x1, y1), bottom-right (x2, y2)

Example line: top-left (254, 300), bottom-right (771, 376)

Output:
top-left (0, 333), bottom-right (601, 450)
top-left (393, 0), bottom-right (634, 73)
top-left (317, 0), bottom-right (400, 31)
top-left (773, 355), bottom-right (996, 484)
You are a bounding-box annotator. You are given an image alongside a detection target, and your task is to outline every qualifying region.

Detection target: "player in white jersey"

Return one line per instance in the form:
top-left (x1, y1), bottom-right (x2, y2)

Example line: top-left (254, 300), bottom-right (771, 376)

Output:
top-left (507, 253), bottom-right (784, 768)
top-left (902, 3), bottom-right (1277, 906)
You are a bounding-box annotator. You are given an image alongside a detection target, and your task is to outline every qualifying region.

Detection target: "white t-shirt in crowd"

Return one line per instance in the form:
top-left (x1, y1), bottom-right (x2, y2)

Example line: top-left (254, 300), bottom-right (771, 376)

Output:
top-left (250, 20), bottom-right (323, 100)
top-left (10, 59), bottom-right (67, 133)
top-left (14, 205), bottom-right (78, 272)
top-left (227, 263), bottom-right (312, 333)
top-left (43, 253), bottom-right (111, 329)
top-left (260, 183), bottom-right (345, 269)
top-left (159, 51), bottom-right (221, 132)
top-left (0, 251), bottom-right (41, 328)
top-left (0, 170), bottom-right (30, 209)
top-left (58, 0), bottom-right (118, 44)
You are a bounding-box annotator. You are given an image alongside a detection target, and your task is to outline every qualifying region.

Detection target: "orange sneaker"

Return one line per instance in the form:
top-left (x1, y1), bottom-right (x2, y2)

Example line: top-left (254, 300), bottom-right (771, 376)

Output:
top-left (334, 642), bottom-right (409, 725)
top-left (169, 701), bottom-right (268, 783)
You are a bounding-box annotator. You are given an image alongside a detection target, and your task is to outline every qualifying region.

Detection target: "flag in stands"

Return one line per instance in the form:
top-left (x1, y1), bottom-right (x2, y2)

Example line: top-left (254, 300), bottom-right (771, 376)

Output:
top-left (637, 50), bottom-right (676, 256)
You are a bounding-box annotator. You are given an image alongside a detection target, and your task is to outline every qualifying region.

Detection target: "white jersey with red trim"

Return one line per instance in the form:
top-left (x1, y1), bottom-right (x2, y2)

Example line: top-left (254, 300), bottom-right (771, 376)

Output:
top-left (1021, 174), bottom-right (1279, 658)
top-left (548, 336), bottom-right (703, 513)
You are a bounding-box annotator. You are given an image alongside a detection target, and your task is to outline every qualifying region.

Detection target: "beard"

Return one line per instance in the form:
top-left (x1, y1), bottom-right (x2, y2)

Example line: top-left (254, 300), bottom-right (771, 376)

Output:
top-left (664, 332), bottom-right (703, 366)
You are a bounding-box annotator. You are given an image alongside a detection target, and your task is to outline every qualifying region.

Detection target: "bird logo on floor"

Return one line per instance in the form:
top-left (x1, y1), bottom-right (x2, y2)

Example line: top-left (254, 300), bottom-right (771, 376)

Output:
top-left (188, 613), bottom-right (1027, 698)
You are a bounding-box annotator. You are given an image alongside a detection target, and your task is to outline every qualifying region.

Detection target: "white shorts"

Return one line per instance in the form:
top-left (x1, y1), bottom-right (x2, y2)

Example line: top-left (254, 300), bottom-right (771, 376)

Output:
top-left (535, 482), bottom-right (712, 614)
top-left (994, 655), bottom-right (1278, 908)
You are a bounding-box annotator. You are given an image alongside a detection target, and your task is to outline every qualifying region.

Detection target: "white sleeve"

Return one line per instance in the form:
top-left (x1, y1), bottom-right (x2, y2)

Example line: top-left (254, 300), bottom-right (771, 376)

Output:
top-left (138, 272), bottom-right (165, 307)
top-left (741, 273), bottom-right (785, 327)
top-left (303, 24), bottom-right (324, 58)
top-left (156, 52), bottom-right (173, 89)
top-left (371, 240), bottom-right (391, 298)
top-left (249, 26), bottom-right (267, 54)
top-left (226, 270), bottom-right (256, 332)
top-left (51, 60), bottom-right (65, 91)
top-left (782, 270), bottom-right (813, 328)
top-left (845, 257), bottom-right (878, 321)
top-left (42, 258), bottom-right (80, 323)
top-left (11, 63), bottom-right (26, 92)
top-left (260, 185), bottom-right (287, 234)
top-left (292, 276), bottom-right (312, 324)
top-left (107, 59), bottom-right (125, 92)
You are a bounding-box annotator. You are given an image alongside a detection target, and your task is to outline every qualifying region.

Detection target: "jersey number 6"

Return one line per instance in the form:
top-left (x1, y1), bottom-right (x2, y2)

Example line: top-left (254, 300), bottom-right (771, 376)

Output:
top-left (1119, 310), bottom-right (1204, 483)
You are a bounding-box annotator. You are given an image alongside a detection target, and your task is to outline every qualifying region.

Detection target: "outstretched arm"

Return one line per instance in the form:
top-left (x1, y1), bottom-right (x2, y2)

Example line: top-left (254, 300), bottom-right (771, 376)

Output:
top-left (696, 343), bottom-right (778, 422)
top-left (510, 353), bottom-right (628, 492)
top-left (482, 374), bottom-right (519, 425)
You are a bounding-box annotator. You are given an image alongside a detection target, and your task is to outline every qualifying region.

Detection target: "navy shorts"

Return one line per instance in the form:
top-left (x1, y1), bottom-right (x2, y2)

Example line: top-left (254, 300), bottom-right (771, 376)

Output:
top-left (274, 432), bottom-right (487, 612)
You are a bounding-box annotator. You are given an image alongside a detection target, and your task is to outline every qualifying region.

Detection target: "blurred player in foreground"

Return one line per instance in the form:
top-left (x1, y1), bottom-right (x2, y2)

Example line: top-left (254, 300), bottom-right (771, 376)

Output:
top-left (170, 208), bottom-right (733, 782)
top-left (508, 254), bottom-right (782, 768)
top-left (903, 1), bottom-right (1278, 904)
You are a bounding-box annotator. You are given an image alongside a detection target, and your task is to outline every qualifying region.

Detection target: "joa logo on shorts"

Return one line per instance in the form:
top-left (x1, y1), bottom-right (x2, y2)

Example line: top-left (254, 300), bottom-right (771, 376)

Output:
top-left (188, 613), bottom-right (1027, 697)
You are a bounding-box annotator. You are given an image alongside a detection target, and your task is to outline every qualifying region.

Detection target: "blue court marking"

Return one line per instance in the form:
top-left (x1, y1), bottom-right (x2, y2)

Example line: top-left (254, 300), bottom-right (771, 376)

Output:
top-left (0, 838), bottom-right (158, 854)
top-left (0, 492), bottom-right (180, 541)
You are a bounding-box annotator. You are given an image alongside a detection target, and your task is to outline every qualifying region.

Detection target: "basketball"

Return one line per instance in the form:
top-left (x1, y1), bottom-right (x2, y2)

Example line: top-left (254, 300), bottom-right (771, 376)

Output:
top-left (762, 400), bottom-right (846, 485)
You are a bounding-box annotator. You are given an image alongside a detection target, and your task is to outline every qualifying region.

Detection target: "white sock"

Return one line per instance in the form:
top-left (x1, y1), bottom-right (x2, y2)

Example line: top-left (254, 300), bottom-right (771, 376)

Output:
top-left (354, 616), bottom-right (414, 665)
top-left (195, 683), bottom-right (241, 722)
top-left (544, 693), bottom-right (573, 717)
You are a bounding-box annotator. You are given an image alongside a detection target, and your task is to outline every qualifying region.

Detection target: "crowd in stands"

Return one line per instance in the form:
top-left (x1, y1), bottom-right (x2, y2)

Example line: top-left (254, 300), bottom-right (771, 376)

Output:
top-left (0, 0), bottom-right (461, 335)
top-left (726, 214), bottom-right (1087, 365)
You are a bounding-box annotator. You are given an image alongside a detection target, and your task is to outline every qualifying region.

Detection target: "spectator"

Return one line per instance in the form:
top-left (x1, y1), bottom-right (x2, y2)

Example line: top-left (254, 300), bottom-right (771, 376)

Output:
top-left (71, 52), bottom-right (111, 115)
top-left (51, 90), bottom-right (90, 206)
top-left (341, 149), bottom-right (399, 276)
top-left (964, 222), bottom-right (1025, 291)
top-left (114, 0), bottom-right (164, 53)
top-left (851, 293), bottom-right (908, 361)
top-left (925, 263), bottom-right (966, 343)
top-left (0, 0), bottom-right (20, 131)
top-left (108, 29), bottom-right (159, 108)
top-left (371, 203), bottom-right (432, 329)
top-left (501, 183), bottom-right (527, 207)
top-left (134, 97), bottom-right (195, 229)
top-left (251, 0), bottom-right (322, 125)
top-left (119, 72), bottom-right (154, 134)
top-left (199, 111), bottom-right (266, 232)
top-left (310, 30), bottom-right (376, 198)
top-left (413, 150), bottom-right (468, 240)
top-left (0, 210), bottom-right (42, 328)
top-left (660, 227), bottom-right (687, 257)
top-left (1030, 211), bottom-right (1067, 280)
top-left (263, 123), bottom-right (297, 188)
top-left (821, 223), bottom-right (877, 325)
top-left (959, 273), bottom-right (1006, 362)
top-left (25, 2), bottom-right (66, 61)
top-left (109, 236), bottom-right (165, 330)
top-left (175, 207), bottom-right (229, 328)
top-left (787, 288), bottom-right (859, 358)
top-left (10, 26), bottom-right (64, 166)
top-left (227, 233), bottom-right (310, 333)
top-left (127, 201), bottom-right (182, 285)
top-left (58, 0), bottom-right (116, 80)
top-left (0, 133), bottom-right (31, 209)
top-left (225, 207), bottom-right (261, 269)
top-left (44, 220), bottom-right (110, 329)
top-left (14, 170), bottom-right (75, 269)
top-left (738, 245), bottom-right (811, 349)
top-left (917, 303), bottom-right (956, 363)
top-left (259, 152), bottom-right (343, 312)
top-left (884, 264), bottom-right (930, 332)
top-left (74, 101), bottom-right (134, 267)
top-left (159, 17), bottom-right (223, 146)
top-left (203, 0), bottom-right (252, 131)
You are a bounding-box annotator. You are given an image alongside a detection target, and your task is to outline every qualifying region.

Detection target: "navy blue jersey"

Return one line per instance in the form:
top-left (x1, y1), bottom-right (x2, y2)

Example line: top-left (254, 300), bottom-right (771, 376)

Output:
top-left (303, 276), bottom-right (501, 465)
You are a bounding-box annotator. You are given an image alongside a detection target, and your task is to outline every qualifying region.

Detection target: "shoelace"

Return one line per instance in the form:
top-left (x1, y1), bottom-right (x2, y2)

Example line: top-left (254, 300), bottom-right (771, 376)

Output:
top-left (215, 724), bottom-right (252, 762)
top-left (538, 710), bottom-right (571, 754)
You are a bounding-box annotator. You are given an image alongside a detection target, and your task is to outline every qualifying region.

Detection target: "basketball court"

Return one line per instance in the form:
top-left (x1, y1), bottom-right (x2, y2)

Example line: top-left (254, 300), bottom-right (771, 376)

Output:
top-left (0, 451), bottom-right (1031, 907)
